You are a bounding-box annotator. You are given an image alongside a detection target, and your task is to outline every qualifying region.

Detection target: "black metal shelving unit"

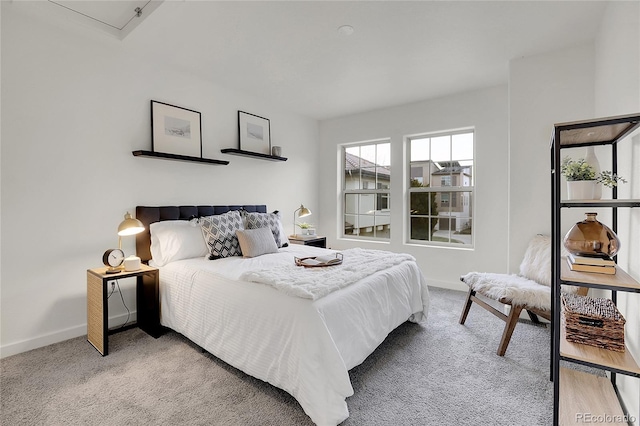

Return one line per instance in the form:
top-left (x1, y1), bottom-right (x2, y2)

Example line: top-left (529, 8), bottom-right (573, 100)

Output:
top-left (550, 113), bottom-right (640, 425)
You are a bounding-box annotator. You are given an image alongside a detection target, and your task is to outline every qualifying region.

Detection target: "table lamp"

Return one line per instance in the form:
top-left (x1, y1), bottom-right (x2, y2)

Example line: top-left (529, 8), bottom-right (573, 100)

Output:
top-left (292, 204), bottom-right (312, 237)
top-left (118, 212), bottom-right (145, 271)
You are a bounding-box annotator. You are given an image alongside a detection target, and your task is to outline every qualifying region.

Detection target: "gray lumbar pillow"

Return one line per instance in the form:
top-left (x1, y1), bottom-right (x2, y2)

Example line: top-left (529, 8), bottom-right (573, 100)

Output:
top-left (236, 227), bottom-right (279, 258)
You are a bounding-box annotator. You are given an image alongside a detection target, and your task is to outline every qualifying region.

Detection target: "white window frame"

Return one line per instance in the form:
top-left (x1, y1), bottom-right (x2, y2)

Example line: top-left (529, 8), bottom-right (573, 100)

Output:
top-left (406, 129), bottom-right (474, 248)
top-left (341, 139), bottom-right (391, 241)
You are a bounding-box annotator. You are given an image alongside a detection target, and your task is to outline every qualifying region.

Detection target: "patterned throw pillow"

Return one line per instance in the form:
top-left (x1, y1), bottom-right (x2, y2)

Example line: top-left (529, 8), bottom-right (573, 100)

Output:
top-left (200, 210), bottom-right (244, 259)
top-left (244, 211), bottom-right (288, 248)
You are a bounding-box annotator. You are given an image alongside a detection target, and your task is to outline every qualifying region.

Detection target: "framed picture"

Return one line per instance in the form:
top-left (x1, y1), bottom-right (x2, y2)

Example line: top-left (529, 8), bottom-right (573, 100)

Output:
top-left (238, 111), bottom-right (271, 155)
top-left (151, 100), bottom-right (202, 158)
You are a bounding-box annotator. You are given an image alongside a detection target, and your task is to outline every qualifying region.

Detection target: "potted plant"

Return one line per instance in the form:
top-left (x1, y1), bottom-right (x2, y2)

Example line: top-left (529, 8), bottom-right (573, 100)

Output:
top-left (561, 157), bottom-right (626, 200)
top-left (296, 222), bottom-right (314, 235)
top-left (561, 157), bottom-right (596, 200)
top-left (596, 170), bottom-right (627, 189)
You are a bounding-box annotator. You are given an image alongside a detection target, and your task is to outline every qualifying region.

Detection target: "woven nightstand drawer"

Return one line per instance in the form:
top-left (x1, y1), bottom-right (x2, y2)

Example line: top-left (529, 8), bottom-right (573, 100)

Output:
top-left (561, 293), bottom-right (625, 352)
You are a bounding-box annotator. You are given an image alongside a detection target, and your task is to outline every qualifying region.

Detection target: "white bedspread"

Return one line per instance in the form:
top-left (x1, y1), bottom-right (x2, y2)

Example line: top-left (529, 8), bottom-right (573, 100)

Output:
top-left (158, 245), bottom-right (429, 426)
top-left (240, 248), bottom-right (416, 300)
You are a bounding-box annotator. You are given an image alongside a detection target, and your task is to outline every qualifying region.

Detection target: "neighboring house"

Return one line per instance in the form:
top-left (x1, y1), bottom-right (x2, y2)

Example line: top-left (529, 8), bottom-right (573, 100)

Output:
top-left (344, 152), bottom-right (390, 237)
top-left (410, 160), bottom-right (472, 232)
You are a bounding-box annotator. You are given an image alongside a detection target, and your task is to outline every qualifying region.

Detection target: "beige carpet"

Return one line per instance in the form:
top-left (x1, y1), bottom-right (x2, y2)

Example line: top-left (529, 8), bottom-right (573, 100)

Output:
top-left (1, 287), bottom-right (556, 425)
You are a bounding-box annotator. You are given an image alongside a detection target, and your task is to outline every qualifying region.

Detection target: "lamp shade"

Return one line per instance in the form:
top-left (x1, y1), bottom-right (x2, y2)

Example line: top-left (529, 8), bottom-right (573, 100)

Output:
top-left (117, 212), bottom-right (145, 236)
top-left (292, 204), bottom-right (312, 238)
top-left (297, 205), bottom-right (311, 218)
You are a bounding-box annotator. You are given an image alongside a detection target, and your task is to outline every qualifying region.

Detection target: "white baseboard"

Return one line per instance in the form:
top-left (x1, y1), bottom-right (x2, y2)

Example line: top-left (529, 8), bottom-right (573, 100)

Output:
top-left (0, 312), bottom-right (137, 359)
top-left (426, 278), bottom-right (468, 292)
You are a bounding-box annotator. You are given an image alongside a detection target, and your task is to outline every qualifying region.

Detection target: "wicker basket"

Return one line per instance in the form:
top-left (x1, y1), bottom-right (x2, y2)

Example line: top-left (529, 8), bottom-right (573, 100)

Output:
top-left (561, 293), bottom-right (626, 352)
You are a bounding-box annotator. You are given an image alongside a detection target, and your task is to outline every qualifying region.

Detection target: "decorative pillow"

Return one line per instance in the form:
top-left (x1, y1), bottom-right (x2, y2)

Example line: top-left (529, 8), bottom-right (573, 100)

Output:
top-left (236, 227), bottom-right (278, 258)
top-left (244, 211), bottom-right (289, 248)
top-left (200, 210), bottom-right (244, 259)
top-left (150, 219), bottom-right (208, 267)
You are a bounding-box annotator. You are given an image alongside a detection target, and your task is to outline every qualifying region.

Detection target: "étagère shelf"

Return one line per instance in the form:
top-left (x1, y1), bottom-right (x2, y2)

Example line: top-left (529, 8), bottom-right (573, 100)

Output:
top-left (132, 150), bottom-right (229, 165)
top-left (550, 113), bottom-right (640, 426)
top-left (221, 148), bottom-right (287, 162)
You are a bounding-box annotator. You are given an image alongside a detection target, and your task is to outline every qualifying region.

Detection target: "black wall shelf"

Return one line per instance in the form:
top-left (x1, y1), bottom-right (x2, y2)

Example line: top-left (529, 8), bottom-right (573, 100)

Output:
top-left (132, 150), bottom-right (229, 165)
top-left (221, 148), bottom-right (287, 162)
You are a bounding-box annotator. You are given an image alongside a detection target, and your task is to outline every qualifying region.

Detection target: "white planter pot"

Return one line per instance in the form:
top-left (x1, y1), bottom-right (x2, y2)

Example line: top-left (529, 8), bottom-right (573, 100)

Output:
top-left (567, 180), bottom-right (595, 200)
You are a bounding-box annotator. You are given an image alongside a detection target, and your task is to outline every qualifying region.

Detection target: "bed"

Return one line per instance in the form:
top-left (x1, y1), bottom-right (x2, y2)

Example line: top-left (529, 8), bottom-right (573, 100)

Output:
top-left (135, 205), bottom-right (430, 426)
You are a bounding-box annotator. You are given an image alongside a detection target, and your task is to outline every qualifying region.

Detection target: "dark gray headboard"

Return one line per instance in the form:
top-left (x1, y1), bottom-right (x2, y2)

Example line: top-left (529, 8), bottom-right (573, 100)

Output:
top-left (135, 205), bottom-right (267, 263)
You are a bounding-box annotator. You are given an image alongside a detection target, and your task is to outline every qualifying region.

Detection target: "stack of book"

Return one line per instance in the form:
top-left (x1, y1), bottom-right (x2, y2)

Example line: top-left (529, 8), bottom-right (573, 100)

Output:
top-left (566, 253), bottom-right (616, 275)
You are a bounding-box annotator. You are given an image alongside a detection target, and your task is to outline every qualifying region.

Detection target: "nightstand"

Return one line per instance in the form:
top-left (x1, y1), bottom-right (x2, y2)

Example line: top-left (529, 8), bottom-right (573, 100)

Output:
top-left (289, 235), bottom-right (327, 249)
top-left (87, 264), bottom-right (161, 356)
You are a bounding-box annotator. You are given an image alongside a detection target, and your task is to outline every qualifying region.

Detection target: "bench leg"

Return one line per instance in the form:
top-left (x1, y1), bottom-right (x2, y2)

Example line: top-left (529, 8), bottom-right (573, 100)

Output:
top-left (459, 288), bottom-right (475, 325)
top-left (497, 305), bottom-right (524, 356)
top-left (527, 310), bottom-right (541, 324)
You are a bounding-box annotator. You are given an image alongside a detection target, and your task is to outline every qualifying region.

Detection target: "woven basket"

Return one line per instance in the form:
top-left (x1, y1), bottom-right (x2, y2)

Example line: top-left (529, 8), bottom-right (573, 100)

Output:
top-left (561, 293), bottom-right (625, 352)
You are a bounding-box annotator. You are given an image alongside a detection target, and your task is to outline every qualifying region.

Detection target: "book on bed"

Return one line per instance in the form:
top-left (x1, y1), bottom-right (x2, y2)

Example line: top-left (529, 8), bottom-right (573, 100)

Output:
top-left (296, 253), bottom-right (343, 267)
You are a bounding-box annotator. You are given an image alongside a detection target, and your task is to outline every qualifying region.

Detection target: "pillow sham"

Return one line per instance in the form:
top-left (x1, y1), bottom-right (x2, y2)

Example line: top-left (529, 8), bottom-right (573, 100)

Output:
top-left (244, 211), bottom-right (289, 248)
top-left (200, 210), bottom-right (244, 259)
top-left (236, 227), bottom-right (278, 258)
top-left (149, 219), bottom-right (208, 267)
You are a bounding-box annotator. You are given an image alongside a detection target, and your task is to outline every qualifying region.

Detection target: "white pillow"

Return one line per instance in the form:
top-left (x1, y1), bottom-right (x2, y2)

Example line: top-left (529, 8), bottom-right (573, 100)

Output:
top-left (150, 220), bottom-right (208, 266)
top-left (236, 227), bottom-right (278, 258)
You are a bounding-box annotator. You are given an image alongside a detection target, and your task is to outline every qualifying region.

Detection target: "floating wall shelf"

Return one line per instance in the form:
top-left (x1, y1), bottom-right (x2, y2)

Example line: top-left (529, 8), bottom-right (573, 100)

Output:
top-left (221, 148), bottom-right (287, 162)
top-left (132, 150), bottom-right (229, 165)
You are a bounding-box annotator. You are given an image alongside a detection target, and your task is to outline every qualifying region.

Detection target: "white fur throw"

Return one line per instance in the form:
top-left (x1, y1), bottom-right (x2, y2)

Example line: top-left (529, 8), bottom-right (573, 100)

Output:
top-left (463, 235), bottom-right (579, 310)
top-left (461, 272), bottom-right (551, 310)
top-left (519, 235), bottom-right (553, 286)
top-left (240, 248), bottom-right (415, 300)
top-left (519, 234), bottom-right (570, 287)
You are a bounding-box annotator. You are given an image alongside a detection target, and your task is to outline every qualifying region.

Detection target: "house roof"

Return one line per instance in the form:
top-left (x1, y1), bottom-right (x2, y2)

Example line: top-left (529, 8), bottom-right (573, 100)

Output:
top-left (345, 152), bottom-right (390, 179)
top-left (431, 161), bottom-right (471, 176)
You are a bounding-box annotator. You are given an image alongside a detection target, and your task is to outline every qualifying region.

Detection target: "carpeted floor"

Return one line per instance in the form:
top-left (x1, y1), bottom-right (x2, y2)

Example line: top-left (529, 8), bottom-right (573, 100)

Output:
top-left (1, 287), bottom-right (556, 425)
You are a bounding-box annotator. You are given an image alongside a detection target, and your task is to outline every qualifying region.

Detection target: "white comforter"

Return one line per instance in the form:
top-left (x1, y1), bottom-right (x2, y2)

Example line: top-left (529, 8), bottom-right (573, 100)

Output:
top-left (158, 245), bottom-right (430, 426)
top-left (240, 248), bottom-right (416, 299)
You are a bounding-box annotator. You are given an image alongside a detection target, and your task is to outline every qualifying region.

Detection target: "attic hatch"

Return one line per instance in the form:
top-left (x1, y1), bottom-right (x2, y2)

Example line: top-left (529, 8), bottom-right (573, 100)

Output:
top-left (47, 0), bottom-right (163, 39)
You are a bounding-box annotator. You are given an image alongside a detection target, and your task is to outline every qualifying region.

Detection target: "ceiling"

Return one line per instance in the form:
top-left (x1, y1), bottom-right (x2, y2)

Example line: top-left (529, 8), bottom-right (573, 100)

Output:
top-left (42, 1), bottom-right (610, 120)
top-left (46, 0), bottom-right (162, 38)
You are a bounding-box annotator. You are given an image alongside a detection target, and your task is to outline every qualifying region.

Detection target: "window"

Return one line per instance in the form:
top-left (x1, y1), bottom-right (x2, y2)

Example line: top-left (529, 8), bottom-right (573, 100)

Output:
top-left (408, 130), bottom-right (473, 246)
top-left (440, 193), bottom-right (450, 207)
top-left (343, 140), bottom-right (391, 239)
top-left (440, 175), bottom-right (458, 187)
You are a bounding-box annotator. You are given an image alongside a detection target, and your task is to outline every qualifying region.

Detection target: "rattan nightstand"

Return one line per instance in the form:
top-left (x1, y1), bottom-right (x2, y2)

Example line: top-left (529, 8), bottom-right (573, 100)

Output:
top-left (87, 264), bottom-right (160, 355)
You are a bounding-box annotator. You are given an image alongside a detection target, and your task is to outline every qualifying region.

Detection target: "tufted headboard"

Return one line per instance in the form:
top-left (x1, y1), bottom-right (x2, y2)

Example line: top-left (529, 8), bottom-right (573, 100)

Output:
top-left (135, 205), bottom-right (267, 263)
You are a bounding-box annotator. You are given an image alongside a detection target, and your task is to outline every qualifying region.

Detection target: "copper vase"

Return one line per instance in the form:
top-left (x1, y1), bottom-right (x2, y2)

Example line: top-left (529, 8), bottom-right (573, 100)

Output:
top-left (563, 212), bottom-right (620, 258)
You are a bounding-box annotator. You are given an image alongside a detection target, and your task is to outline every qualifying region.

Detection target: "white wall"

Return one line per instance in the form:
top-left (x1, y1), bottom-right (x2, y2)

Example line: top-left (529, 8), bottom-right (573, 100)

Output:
top-left (319, 85), bottom-right (509, 290)
top-left (508, 4), bottom-right (639, 421)
top-left (0, 3), bottom-right (320, 357)
top-left (594, 2), bottom-right (640, 423)
top-left (508, 44), bottom-right (595, 272)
